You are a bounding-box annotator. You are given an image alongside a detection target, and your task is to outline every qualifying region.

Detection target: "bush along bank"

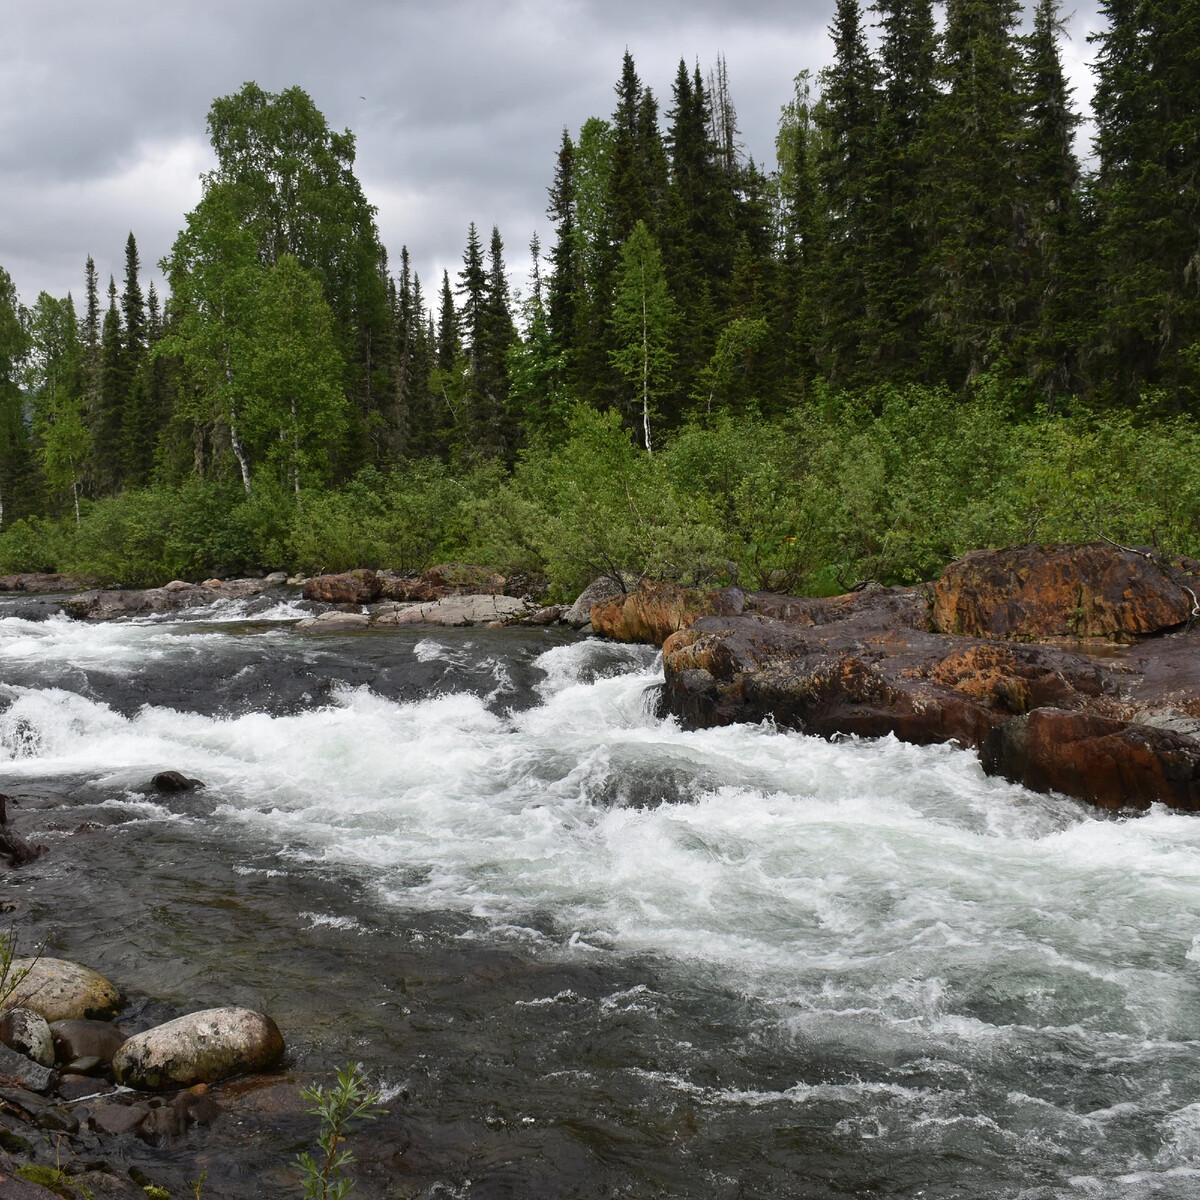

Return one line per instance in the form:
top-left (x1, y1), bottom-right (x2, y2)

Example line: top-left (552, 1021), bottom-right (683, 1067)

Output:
top-left (2, 392), bottom-right (1200, 602)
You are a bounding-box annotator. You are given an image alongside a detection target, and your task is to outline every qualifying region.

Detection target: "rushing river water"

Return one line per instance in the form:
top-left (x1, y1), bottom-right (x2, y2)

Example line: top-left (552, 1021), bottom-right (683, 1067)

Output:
top-left (2, 593), bottom-right (1200, 1198)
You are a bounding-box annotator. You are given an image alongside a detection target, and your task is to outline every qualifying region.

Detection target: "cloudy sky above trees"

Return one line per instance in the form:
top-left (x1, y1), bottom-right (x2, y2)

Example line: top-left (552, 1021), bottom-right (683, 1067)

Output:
top-left (3, 0), bottom-right (1103, 309)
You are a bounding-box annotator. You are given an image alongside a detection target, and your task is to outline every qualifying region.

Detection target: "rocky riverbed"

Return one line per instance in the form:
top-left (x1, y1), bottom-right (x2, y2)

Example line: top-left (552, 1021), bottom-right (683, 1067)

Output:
top-left (590, 542), bottom-right (1200, 812)
top-left (3, 544), bottom-right (1200, 1197)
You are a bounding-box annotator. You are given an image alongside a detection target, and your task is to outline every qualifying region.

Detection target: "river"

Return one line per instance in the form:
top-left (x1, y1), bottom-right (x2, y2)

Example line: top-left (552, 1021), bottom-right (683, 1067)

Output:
top-left (2, 593), bottom-right (1200, 1198)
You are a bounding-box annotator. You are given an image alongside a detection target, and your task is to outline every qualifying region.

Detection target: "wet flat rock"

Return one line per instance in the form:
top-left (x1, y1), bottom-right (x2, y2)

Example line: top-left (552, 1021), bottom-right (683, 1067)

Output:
top-left (61, 577), bottom-right (279, 621)
top-left (591, 544), bottom-right (1200, 812)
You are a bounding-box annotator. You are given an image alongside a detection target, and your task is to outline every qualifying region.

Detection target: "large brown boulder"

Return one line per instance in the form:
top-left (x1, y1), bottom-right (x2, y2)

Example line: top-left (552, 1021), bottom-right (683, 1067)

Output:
top-left (931, 543), bottom-right (1198, 640)
top-left (302, 570), bottom-right (382, 605)
top-left (982, 709), bottom-right (1200, 811)
top-left (590, 581), bottom-right (743, 645)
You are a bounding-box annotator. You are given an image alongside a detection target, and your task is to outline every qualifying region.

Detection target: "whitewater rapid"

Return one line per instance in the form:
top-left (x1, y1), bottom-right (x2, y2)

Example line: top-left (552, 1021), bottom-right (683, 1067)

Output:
top-left (3, 601), bottom-right (1200, 1197)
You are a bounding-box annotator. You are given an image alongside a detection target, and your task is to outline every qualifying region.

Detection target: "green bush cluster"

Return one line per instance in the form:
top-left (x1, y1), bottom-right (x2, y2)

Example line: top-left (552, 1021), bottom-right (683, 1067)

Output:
top-left (3, 387), bottom-right (1199, 596)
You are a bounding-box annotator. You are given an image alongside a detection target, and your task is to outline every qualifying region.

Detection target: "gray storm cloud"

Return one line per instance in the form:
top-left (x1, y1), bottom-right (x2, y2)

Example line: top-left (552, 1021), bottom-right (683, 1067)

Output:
top-left (3, 0), bottom-right (1098, 308)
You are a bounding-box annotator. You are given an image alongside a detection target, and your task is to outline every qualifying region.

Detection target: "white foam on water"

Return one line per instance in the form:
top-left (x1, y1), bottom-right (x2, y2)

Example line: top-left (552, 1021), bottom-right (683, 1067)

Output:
top-left (5, 627), bottom-right (1200, 1184)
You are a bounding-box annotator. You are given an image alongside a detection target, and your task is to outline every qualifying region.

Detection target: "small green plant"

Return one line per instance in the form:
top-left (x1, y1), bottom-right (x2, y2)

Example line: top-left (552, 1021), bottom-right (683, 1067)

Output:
top-left (0, 921), bottom-right (38, 1009)
top-left (189, 1169), bottom-right (207, 1198)
top-left (295, 1062), bottom-right (386, 1200)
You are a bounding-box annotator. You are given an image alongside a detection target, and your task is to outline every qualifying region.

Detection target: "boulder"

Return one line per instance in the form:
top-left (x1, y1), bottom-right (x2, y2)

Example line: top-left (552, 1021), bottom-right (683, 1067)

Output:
top-left (0, 1009), bottom-right (54, 1068)
top-left (607, 545), bottom-right (1200, 812)
top-left (931, 543), bottom-right (1199, 640)
top-left (302, 570), bottom-right (382, 605)
top-left (294, 611), bottom-right (371, 632)
top-left (111, 1007), bottom-right (284, 1090)
top-left (150, 770), bottom-right (204, 793)
top-left (379, 563), bottom-right (506, 603)
top-left (590, 580), bottom-right (743, 645)
top-left (982, 709), bottom-right (1200, 811)
top-left (0, 574), bottom-right (86, 594)
top-left (61, 577), bottom-right (274, 621)
top-left (372, 594), bottom-right (528, 627)
top-left (0, 1042), bottom-right (56, 1093)
top-left (565, 576), bottom-right (632, 628)
top-left (49, 1019), bottom-right (126, 1070)
top-left (2, 959), bottom-right (120, 1022)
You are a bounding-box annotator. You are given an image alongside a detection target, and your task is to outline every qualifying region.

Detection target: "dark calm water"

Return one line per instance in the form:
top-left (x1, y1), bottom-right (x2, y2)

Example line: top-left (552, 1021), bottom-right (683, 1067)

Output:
top-left (3, 593), bottom-right (1200, 1199)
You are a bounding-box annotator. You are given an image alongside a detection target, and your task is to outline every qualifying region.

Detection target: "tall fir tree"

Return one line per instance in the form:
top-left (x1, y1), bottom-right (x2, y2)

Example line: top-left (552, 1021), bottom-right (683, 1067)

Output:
top-left (1021, 0), bottom-right (1083, 401)
top-left (921, 0), bottom-right (1027, 385)
top-left (1091, 0), bottom-right (1200, 405)
top-left (869, 0), bottom-right (938, 379)
top-left (95, 276), bottom-right (125, 493)
top-left (546, 128), bottom-right (581, 369)
top-left (815, 0), bottom-right (882, 386)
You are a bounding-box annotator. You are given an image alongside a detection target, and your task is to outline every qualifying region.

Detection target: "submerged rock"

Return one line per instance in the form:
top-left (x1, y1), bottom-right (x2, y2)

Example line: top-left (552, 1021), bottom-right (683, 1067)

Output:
top-left (294, 610), bottom-right (371, 631)
top-left (3, 959), bottom-right (120, 1022)
top-left (49, 1019), bottom-right (126, 1071)
top-left (111, 1007), bottom-right (285, 1091)
top-left (150, 771), bottom-right (205, 793)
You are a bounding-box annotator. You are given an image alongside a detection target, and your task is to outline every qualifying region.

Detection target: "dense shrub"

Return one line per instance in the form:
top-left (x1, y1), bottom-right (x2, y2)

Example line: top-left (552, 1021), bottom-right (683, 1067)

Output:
top-left (2, 387), bottom-right (1198, 595)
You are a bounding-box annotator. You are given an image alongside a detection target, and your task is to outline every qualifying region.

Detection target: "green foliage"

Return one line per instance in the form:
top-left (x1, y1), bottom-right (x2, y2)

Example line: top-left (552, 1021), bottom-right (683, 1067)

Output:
top-left (15, 1165), bottom-right (92, 1200)
top-left (468, 405), bottom-right (728, 599)
top-left (295, 1062), bottom-right (385, 1200)
top-left (288, 462), bottom-right (488, 574)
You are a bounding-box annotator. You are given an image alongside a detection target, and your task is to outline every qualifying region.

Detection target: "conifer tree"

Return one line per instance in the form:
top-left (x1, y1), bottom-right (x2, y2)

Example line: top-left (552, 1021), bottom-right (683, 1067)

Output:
top-left (1091, 0), bottom-right (1200, 404)
top-left (606, 53), bottom-right (651, 246)
top-left (869, 0), bottom-right (938, 379)
top-left (815, 0), bottom-right (881, 386)
top-left (546, 128), bottom-right (581, 364)
top-left (469, 226), bottom-right (516, 459)
top-left (774, 71), bottom-right (824, 391)
top-left (95, 276), bottom-right (125, 493)
top-left (922, 0), bottom-right (1027, 384)
top-left (1021, 0), bottom-right (1082, 400)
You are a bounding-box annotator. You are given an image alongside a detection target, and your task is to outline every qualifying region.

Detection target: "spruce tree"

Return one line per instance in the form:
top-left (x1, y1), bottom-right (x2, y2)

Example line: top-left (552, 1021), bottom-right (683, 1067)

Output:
top-left (470, 226), bottom-right (516, 459)
top-left (815, 0), bottom-right (882, 386)
top-left (1091, 0), bottom-right (1200, 405)
top-left (922, 0), bottom-right (1027, 385)
top-left (95, 276), bottom-right (125, 493)
top-left (546, 128), bottom-right (581, 364)
top-left (773, 71), bottom-right (824, 393)
top-left (1021, 0), bottom-right (1082, 401)
top-left (869, 0), bottom-right (938, 379)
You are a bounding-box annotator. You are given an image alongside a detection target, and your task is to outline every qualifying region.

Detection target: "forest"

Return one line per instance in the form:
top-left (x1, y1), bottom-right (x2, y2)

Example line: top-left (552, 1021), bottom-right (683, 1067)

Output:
top-left (0, 0), bottom-right (1197, 598)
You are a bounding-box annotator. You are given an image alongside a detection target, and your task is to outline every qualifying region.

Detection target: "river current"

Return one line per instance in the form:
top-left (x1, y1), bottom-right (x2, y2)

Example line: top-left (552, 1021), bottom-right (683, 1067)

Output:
top-left (2, 593), bottom-right (1200, 1198)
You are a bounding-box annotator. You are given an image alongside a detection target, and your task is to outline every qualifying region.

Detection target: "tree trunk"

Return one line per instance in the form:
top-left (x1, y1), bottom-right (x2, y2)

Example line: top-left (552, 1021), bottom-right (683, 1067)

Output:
top-left (641, 289), bottom-right (652, 455)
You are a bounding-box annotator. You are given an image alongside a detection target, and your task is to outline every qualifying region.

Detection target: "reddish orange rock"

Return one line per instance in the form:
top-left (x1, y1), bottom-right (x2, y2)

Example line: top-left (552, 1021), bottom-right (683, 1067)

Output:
top-left (302, 570), bottom-right (382, 605)
top-left (590, 581), bottom-right (741, 645)
top-left (931, 543), bottom-right (1198, 640)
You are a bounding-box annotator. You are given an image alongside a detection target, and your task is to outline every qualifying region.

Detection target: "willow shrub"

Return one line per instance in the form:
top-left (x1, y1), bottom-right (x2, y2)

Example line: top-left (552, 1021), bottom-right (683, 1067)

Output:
top-left (466, 405), bottom-right (730, 600)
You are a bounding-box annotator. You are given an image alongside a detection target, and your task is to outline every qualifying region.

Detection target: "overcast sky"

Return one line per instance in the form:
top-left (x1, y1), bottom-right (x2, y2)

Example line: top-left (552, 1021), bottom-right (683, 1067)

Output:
top-left (3, 0), bottom-right (1104, 313)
